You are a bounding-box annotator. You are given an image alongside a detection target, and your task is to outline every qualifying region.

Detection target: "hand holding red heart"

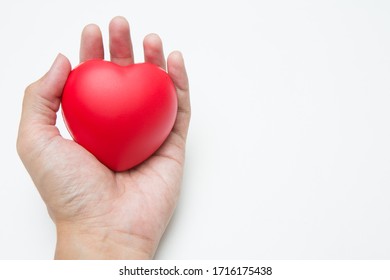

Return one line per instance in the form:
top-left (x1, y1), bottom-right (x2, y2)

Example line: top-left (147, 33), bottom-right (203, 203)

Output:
top-left (17, 17), bottom-right (190, 259)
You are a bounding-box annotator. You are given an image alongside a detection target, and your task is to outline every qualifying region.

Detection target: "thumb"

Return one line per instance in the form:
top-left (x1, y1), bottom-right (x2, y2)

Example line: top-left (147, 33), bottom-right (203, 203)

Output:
top-left (21, 53), bottom-right (71, 126)
top-left (17, 54), bottom-right (71, 160)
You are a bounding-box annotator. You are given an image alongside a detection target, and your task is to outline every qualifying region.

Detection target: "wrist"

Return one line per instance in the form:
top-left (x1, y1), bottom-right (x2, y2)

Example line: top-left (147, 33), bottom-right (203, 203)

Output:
top-left (55, 222), bottom-right (155, 260)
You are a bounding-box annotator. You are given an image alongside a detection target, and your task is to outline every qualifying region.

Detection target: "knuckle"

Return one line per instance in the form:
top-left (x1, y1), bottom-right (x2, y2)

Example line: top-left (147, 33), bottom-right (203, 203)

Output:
top-left (24, 82), bottom-right (37, 96)
top-left (24, 78), bottom-right (43, 96)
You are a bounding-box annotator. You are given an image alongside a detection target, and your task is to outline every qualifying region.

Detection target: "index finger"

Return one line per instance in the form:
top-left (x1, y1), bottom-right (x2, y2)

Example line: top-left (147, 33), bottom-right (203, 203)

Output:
top-left (80, 24), bottom-right (104, 63)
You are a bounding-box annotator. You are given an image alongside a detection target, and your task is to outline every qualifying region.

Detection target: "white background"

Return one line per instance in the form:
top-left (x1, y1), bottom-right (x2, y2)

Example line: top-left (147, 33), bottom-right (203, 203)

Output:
top-left (0, 0), bottom-right (389, 259)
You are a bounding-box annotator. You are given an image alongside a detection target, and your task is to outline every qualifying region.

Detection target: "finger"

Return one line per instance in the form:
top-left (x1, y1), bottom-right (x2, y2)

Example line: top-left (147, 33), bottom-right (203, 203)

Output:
top-left (17, 54), bottom-right (71, 158)
top-left (21, 54), bottom-right (71, 126)
top-left (167, 51), bottom-right (191, 141)
top-left (80, 24), bottom-right (104, 63)
top-left (143, 33), bottom-right (166, 70)
top-left (109, 16), bottom-right (134, 66)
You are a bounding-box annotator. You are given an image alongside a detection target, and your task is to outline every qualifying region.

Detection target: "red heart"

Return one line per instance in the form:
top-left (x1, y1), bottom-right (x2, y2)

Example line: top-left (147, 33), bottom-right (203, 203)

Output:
top-left (61, 60), bottom-right (177, 171)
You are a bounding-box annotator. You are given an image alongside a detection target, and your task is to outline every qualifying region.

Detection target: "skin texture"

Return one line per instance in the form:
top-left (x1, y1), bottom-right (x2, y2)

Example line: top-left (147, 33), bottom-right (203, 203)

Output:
top-left (16, 16), bottom-right (191, 259)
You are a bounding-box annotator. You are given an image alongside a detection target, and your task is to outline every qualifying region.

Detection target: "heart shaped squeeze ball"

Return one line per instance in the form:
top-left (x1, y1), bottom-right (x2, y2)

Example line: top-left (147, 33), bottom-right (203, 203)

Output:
top-left (61, 60), bottom-right (177, 171)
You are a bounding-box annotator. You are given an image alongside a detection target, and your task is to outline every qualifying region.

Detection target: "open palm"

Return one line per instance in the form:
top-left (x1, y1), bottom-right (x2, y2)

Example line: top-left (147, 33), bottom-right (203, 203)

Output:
top-left (17, 17), bottom-right (190, 259)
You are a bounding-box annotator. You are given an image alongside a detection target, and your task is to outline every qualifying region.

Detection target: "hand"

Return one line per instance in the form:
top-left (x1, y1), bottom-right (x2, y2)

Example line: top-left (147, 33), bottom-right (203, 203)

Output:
top-left (16, 16), bottom-right (190, 259)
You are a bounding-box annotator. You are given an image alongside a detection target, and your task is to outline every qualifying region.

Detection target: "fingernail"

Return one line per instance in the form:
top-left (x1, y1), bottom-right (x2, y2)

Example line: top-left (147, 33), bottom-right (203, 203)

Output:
top-left (49, 53), bottom-right (63, 71)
